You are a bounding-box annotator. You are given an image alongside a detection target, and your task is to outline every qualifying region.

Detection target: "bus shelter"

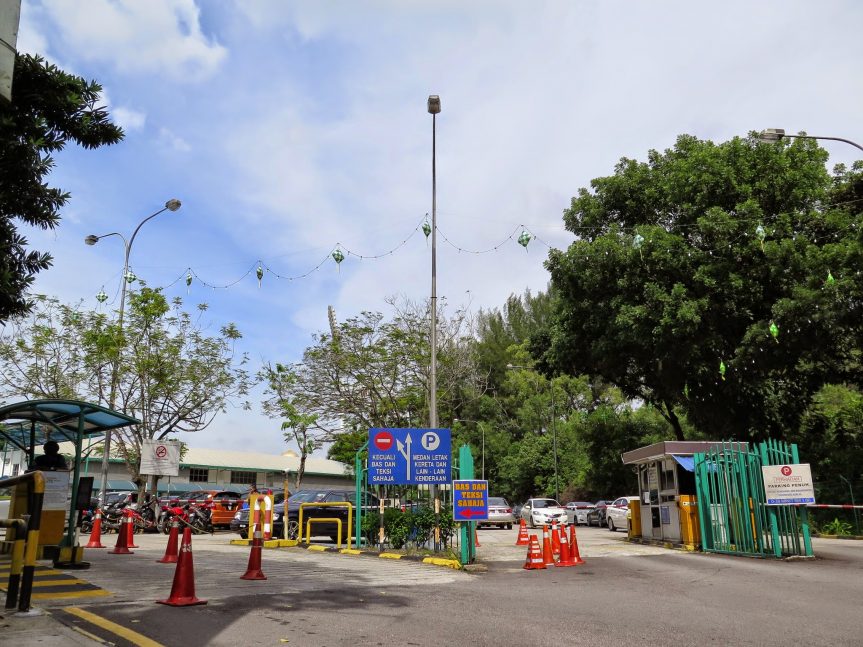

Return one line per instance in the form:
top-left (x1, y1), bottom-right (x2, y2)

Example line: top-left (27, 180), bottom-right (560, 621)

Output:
top-left (0, 399), bottom-right (139, 567)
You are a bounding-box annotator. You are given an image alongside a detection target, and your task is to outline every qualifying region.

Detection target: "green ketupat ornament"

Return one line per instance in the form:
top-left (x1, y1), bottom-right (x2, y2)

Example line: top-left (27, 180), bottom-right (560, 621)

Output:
top-left (186, 271), bottom-right (193, 293)
top-left (256, 264), bottom-right (264, 288)
top-left (332, 248), bottom-right (345, 272)
top-left (124, 269), bottom-right (136, 284)
top-left (719, 360), bottom-right (726, 381)
top-left (633, 233), bottom-right (644, 260)
top-left (769, 321), bottom-right (779, 342)
top-left (96, 288), bottom-right (108, 304)
top-left (518, 230), bottom-right (532, 251)
top-left (422, 219), bottom-right (432, 240)
top-left (826, 270), bottom-right (835, 285)
top-left (683, 383), bottom-right (690, 399)
top-left (755, 225), bottom-right (766, 251)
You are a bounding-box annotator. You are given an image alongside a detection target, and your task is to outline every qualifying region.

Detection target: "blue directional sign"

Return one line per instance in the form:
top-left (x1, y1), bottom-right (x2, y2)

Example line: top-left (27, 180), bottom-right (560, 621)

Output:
top-left (453, 480), bottom-right (488, 521)
top-left (368, 428), bottom-right (451, 485)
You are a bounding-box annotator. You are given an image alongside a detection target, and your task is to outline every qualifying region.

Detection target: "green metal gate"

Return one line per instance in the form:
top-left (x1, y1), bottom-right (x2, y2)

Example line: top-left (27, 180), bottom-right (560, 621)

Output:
top-left (694, 440), bottom-right (813, 558)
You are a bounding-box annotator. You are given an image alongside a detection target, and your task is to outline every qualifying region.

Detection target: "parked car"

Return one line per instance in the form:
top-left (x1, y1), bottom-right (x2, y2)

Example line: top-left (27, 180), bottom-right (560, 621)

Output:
top-left (520, 498), bottom-right (568, 528)
top-left (605, 496), bottom-right (639, 532)
top-left (565, 501), bottom-right (595, 526)
top-left (479, 497), bottom-right (515, 529)
top-left (232, 489), bottom-right (380, 542)
top-left (586, 500), bottom-right (613, 527)
top-left (512, 503), bottom-right (523, 522)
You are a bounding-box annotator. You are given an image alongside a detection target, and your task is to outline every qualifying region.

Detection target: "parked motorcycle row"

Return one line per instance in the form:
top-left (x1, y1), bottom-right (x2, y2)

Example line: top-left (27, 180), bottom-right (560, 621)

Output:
top-left (79, 495), bottom-right (214, 536)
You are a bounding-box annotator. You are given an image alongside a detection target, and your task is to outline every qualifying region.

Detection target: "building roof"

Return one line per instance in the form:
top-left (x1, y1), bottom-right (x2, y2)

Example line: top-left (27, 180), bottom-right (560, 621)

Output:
top-left (56, 441), bottom-right (350, 477)
top-left (621, 440), bottom-right (749, 465)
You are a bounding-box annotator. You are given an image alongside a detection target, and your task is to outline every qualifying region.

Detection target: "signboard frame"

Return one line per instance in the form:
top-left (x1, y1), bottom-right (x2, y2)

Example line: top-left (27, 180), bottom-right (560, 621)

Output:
top-left (452, 479), bottom-right (488, 521)
top-left (139, 439), bottom-right (181, 477)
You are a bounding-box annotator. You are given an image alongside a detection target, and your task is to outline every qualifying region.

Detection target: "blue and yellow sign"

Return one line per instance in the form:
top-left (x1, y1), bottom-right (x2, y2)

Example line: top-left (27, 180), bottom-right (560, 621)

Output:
top-left (368, 428), bottom-right (451, 485)
top-left (452, 480), bottom-right (488, 521)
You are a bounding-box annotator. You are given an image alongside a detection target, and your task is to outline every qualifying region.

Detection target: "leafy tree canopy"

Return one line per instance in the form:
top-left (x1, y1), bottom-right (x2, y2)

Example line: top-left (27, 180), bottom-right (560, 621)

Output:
top-left (544, 134), bottom-right (863, 442)
top-left (0, 54), bottom-right (123, 322)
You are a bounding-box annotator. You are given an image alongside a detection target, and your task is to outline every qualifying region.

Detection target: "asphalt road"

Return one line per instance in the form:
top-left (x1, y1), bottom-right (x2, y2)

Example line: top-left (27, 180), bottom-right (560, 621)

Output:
top-left (9, 526), bottom-right (863, 646)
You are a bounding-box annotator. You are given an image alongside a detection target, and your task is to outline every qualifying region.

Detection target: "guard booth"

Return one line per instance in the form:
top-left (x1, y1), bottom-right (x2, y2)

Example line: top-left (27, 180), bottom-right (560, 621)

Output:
top-left (621, 441), bottom-right (744, 549)
top-left (0, 400), bottom-right (139, 567)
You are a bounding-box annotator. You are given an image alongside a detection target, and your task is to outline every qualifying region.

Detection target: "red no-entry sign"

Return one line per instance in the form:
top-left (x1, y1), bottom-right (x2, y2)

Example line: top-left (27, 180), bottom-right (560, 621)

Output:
top-left (373, 431), bottom-right (393, 451)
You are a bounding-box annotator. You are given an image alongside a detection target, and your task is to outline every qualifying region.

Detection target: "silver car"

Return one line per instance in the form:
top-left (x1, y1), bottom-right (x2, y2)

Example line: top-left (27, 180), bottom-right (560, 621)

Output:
top-left (479, 496), bottom-right (515, 529)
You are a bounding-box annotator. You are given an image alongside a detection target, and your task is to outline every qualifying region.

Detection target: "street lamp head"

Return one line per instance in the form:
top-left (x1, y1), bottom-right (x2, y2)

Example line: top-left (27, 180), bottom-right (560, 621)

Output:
top-left (427, 95), bottom-right (441, 114)
top-left (758, 128), bottom-right (785, 143)
top-left (165, 199), bottom-right (182, 212)
top-left (84, 234), bottom-right (99, 246)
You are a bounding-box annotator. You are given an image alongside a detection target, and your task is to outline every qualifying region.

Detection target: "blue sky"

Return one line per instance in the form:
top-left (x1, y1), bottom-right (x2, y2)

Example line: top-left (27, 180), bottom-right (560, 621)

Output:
top-left (13, 0), bottom-right (863, 455)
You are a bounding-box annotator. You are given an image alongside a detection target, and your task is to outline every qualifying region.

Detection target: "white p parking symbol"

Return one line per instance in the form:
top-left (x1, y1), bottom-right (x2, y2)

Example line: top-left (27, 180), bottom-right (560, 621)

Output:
top-left (421, 432), bottom-right (440, 451)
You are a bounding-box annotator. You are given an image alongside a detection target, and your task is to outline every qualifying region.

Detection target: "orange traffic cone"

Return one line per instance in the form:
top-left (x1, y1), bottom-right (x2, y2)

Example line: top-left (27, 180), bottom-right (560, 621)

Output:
top-left (515, 519), bottom-right (530, 546)
top-left (157, 518), bottom-right (180, 564)
top-left (542, 525), bottom-right (555, 565)
top-left (523, 535), bottom-right (546, 570)
top-left (568, 524), bottom-right (586, 565)
top-left (240, 526), bottom-right (267, 580)
top-left (108, 512), bottom-right (133, 555)
top-left (551, 520), bottom-right (561, 556)
top-left (85, 509), bottom-right (105, 548)
top-left (556, 525), bottom-right (575, 567)
top-left (474, 526), bottom-right (481, 548)
top-left (157, 527), bottom-right (207, 606)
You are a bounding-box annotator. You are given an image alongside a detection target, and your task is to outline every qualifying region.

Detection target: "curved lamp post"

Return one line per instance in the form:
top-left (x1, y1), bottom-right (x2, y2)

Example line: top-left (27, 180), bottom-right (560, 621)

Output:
top-left (427, 95), bottom-right (441, 547)
top-left (506, 363), bottom-right (559, 502)
top-left (85, 198), bottom-right (182, 499)
top-left (758, 128), bottom-right (863, 153)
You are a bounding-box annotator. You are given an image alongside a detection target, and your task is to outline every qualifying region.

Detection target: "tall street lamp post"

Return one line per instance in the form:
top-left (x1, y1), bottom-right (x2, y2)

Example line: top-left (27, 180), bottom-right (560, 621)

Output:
top-left (427, 95), bottom-right (441, 547)
top-left (85, 198), bottom-right (182, 499)
top-left (453, 418), bottom-right (485, 480)
top-left (507, 363), bottom-right (559, 502)
top-left (758, 128), bottom-right (863, 153)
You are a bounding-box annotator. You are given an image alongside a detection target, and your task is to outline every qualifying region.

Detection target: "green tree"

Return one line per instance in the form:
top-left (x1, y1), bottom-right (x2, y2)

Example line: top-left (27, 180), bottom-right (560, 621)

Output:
top-left (0, 55), bottom-right (123, 322)
top-left (544, 134), bottom-right (863, 442)
top-left (0, 290), bottom-right (251, 494)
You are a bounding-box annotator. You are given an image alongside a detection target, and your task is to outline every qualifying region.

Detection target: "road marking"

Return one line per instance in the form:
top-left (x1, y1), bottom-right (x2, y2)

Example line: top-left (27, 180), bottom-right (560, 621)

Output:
top-left (64, 606), bottom-right (165, 647)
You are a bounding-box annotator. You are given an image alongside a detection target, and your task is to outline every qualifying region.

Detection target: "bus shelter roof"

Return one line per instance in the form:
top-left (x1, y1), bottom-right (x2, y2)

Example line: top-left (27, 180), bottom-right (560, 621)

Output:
top-left (0, 399), bottom-right (139, 452)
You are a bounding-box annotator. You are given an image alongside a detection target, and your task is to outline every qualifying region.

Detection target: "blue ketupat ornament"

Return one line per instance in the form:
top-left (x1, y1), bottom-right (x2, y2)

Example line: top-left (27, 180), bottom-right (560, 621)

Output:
top-left (518, 230), bottom-right (532, 251)
top-left (256, 264), bottom-right (264, 288)
top-left (332, 248), bottom-right (345, 272)
top-left (769, 321), bottom-right (779, 342)
top-left (719, 360), bottom-right (726, 381)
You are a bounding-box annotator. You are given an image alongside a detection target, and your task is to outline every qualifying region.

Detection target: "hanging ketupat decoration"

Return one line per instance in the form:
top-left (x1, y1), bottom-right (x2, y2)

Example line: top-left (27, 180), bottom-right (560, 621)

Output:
top-left (332, 248), bottom-right (345, 272)
top-left (186, 271), bottom-right (193, 293)
top-left (826, 270), bottom-right (835, 285)
top-left (96, 288), bottom-right (108, 304)
top-left (518, 230), bottom-right (532, 251)
top-left (719, 360), bottom-right (727, 381)
top-left (422, 219), bottom-right (432, 240)
top-left (124, 269), bottom-right (136, 284)
top-left (755, 224), bottom-right (766, 251)
top-left (769, 321), bottom-right (779, 342)
top-left (256, 264), bottom-right (264, 288)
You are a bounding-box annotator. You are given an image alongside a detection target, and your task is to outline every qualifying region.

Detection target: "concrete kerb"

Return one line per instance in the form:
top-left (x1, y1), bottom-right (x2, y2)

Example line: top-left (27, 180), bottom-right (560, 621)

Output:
top-left (228, 538), bottom-right (462, 570)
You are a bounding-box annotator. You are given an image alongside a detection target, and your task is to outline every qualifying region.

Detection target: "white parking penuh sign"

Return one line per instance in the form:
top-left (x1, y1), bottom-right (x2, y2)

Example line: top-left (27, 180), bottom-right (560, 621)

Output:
top-left (140, 439), bottom-right (181, 476)
top-left (762, 464), bottom-right (815, 505)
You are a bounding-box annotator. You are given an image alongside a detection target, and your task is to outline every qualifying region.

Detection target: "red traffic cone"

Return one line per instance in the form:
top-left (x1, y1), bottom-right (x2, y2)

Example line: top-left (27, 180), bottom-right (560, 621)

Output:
top-left (551, 519), bottom-right (561, 556)
top-left (157, 527), bottom-right (207, 606)
top-left (108, 511), bottom-right (133, 555)
top-left (127, 510), bottom-right (140, 548)
top-left (556, 524), bottom-right (575, 567)
top-left (568, 524), bottom-right (586, 565)
top-left (474, 526), bottom-right (481, 548)
top-left (85, 509), bottom-right (105, 548)
top-left (157, 518), bottom-right (180, 564)
top-left (523, 535), bottom-right (546, 570)
top-left (542, 525), bottom-right (555, 565)
top-left (515, 519), bottom-right (530, 546)
top-left (240, 527), bottom-right (267, 580)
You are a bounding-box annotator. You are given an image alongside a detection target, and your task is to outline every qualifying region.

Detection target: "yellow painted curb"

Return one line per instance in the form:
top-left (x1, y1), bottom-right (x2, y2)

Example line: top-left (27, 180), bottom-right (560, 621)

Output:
top-left (306, 545), bottom-right (327, 552)
top-left (262, 540), bottom-right (281, 548)
top-left (339, 549), bottom-right (362, 555)
top-left (229, 539), bottom-right (251, 546)
top-left (421, 557), bottom-right (462, 570)
top-left (379, 552), bottom-right (403, 560)
top-left (275, 539), bottom-right (299, 547)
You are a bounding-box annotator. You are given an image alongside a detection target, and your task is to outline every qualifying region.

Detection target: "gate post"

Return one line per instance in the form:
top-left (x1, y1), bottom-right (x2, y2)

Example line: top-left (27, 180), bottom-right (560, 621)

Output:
top-left (355, 440), bottom-right (369, 549)
top-left (790, 444), bottom-right (813, 557)
top-left (758, 443), bottom-right (782, 558)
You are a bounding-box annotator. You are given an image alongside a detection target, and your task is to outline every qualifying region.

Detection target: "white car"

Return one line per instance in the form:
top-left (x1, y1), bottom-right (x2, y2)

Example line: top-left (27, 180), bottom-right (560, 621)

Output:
top-left (605, 496), bottom-right (638, 532)
top-left (565, 501), bottom-right (595, 526)
top-left (521, 498), bottom-right (568, 529)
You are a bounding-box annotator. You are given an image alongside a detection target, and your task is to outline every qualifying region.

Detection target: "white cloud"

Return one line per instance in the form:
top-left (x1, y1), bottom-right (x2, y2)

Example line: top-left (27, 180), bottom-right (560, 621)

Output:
top-left (158, 127), bottom-right (191, 152)
top-left (112, 106), bottom-right (146, 131)
top-left (37, 0), bottom-right (227, 81)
